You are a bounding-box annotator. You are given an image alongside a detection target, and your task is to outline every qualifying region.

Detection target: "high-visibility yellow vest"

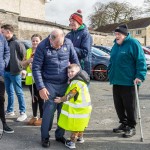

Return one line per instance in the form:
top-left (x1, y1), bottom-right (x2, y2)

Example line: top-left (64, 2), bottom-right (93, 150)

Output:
top-left (25, 48), bottom-right (34, 85)
top-left (58, 80), bottom-right (92, 131)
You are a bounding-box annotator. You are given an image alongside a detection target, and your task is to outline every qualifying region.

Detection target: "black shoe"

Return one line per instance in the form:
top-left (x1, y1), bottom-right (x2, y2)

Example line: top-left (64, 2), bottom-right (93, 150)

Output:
top-left (113, 124), bottom-right (127, 133)
top-left (56, 137), bottom-right (66, 144)
top-left (42, 138), bottom-right (50, 148)
top-left (122, 127), bottom-right (136, 138)
top-left (3, 124), bottom-right (14, 134)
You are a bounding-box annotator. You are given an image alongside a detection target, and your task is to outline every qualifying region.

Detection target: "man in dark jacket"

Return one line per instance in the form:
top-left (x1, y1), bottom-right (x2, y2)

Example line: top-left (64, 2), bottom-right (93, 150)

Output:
top-left (66, 10), bottom-right (93, 76)
top-left (1, 24), bottom-right (27, 122)
top-left (32, 29), bottom-right (79, 148)
top-left (0, 26), bottom-right (14, 133)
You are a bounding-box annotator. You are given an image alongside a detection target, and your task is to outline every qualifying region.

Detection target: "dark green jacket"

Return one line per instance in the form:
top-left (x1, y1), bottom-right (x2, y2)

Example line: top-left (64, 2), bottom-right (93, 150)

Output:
top-left (108, 33), bottom-right (147, 86)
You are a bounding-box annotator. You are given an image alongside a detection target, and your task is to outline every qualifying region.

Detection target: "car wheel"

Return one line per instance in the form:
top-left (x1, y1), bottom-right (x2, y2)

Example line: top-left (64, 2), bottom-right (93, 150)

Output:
top-left (93, 65), bottom-right (108, 81)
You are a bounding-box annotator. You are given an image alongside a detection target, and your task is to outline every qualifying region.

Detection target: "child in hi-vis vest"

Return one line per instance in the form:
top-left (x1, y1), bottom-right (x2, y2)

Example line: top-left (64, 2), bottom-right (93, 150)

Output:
top-left (54, 64), bottom-right (92, 149)
top-left (21, 34), bottom-right (43, 126)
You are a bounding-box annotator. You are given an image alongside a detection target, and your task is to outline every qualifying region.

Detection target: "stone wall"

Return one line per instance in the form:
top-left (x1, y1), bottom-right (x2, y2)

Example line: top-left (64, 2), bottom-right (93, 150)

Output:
top-left (0, 10), bottom-right (114, 46)
top-left (0, 10), bottom-right (19, 36)
top-left (18, 17), bottom-right (115, 46)
top-left (18, 16), bottom-right (70, 40)
top-left (0, 0), bottom-right (45, 20)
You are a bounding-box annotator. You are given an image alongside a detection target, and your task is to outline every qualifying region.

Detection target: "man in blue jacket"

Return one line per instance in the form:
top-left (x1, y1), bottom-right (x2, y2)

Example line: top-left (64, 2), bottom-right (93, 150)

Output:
top-left (0, 27), bottom-right (14, 133)
top-left (108, 24), bottom-right (147, 138)
top-left (32, 29), bottom-right (79, 148)
top-left (66, 10), bottom-right (92, 76)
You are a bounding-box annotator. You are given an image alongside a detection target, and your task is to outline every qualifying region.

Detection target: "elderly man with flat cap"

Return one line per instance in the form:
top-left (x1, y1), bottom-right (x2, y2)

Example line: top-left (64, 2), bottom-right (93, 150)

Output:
top-left (32, 29), bottom-right (79, 148)
top-left (108, 24), bottom-right (147, 138)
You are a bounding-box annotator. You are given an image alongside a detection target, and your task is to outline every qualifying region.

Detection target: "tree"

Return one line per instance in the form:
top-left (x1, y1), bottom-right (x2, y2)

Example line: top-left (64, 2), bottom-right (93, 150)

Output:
top-left (89, 2), bottom-right (108, 29)
top-left (89, 1), bottom-right (138, 29)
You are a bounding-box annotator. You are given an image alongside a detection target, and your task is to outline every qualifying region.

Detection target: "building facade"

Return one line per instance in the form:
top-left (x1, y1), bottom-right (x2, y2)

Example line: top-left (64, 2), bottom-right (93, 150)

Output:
top-left (0, 0), bottom-right (114, 46)
top-left (96, 17), bottom-right (150, 46)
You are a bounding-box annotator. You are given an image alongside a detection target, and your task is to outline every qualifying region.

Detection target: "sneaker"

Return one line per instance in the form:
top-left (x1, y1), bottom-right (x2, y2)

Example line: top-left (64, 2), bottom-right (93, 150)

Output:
top-left (122, 126), bottom-right (136, 138)
top-left (113, 124), bottom-right (127, 133)
top-left (42, 138), bottom-right (50, 148)
top-left (27, 117), bottom-right (38, 125)
top-left (34, 118), bottom-right (42, 126)
top-left (3, 124), bottom-right (14, 134)
top-left (65, 140), bottom-right (76, 149)
top-left (5, 111), bottom-right (15, 117)
top-left (16, 112), bottom-right (27, 122)
top-left (77, 137), bottom-right (84, 143)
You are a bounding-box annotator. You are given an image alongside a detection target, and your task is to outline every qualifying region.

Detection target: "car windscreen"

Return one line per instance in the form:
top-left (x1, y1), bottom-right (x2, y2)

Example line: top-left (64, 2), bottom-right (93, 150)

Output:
top-left (92, 47), bottom-right (109, 56)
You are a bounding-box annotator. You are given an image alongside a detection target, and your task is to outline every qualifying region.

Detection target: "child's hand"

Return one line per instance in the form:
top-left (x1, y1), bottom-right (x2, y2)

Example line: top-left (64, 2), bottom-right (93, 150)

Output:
top-left (29, 63), bottom-right (32, 70)
top-left (54, 97), bottom-right (62, 103)
top-left (28, 57), bottom-right (33, 64)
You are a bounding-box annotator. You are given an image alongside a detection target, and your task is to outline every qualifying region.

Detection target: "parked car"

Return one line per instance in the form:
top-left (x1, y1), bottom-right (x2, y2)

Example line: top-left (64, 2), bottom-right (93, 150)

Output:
top-left (91, 47), bottom-right (110, 81)
top-left (93, 45), bottom-right (111, 54)
top-left (145, 54), bottom-right (150, 69)
top-left (146, 46), bottom-right (150, 49)
top-left (90, 46), bottom-right (150, 81)
top-left (141, 46), bottom-right (150, 69)
top-left (142, 46), bottom-right (150, 55)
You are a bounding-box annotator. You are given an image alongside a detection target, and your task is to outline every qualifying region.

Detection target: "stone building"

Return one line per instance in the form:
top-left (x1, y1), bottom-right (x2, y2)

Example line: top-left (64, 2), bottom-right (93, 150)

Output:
top-left (96, 17), bottom-right (150, 46)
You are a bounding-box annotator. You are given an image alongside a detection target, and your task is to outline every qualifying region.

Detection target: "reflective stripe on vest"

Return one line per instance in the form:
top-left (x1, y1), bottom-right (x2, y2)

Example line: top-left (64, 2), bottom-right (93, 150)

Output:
top-left (69, 80), bottom-right (87, 103)
top-left (64, 101), bottom-right (91, 108)
top-left (61, 110), bottom-right (90, 118)
top-left (27, 73), bottom-right (32, 76)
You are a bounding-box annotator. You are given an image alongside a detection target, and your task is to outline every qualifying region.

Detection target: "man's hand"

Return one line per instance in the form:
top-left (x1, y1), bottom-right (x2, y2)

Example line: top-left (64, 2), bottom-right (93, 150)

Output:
top-left (134, 78), bottom-right (142, 85)
top-left (54, 97), bottom-right (62, 103)
top-left (39, 88), bottom-right (50, 100)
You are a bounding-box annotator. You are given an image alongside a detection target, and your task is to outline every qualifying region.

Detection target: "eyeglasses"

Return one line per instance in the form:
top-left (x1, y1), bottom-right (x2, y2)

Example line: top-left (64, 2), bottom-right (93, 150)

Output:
top-left (49, 34), bottom-right (56, 41)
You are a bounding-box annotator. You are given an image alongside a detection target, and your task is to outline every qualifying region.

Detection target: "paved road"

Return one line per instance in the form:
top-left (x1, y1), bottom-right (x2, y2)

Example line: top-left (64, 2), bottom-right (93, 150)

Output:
top-left (1, 73), bottom-right (150, 150)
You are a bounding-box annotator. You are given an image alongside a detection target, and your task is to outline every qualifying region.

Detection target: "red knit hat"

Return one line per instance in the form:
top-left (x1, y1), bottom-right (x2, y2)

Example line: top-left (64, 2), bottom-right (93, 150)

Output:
top-left (69, 10), bottom-right (83, 25)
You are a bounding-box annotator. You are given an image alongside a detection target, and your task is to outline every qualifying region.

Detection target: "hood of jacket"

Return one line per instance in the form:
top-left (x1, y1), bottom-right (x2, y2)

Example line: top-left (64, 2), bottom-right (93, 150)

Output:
top-left (70, 70), bottom-right (90, 84)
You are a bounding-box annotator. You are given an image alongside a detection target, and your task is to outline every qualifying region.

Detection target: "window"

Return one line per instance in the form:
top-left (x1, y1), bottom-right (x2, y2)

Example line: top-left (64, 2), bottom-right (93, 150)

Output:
top-left (136, 30), bottom-right (141, 35)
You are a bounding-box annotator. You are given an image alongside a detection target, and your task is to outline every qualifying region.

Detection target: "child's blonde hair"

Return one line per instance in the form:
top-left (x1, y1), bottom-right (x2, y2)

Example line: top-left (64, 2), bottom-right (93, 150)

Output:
top-left (68, 64), bottom-right (80, 71)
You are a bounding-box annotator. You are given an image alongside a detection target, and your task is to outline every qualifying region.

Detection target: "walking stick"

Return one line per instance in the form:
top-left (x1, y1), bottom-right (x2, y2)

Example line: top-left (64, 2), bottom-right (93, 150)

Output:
top-left (134, 83), bottom-right (144, 142)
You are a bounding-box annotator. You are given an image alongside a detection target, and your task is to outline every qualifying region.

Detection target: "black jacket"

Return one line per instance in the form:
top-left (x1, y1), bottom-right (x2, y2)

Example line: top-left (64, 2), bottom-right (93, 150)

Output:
top-left (5, 35), bottom-right (26, 75)
top-left (70, 70), bottom-right (90, 84)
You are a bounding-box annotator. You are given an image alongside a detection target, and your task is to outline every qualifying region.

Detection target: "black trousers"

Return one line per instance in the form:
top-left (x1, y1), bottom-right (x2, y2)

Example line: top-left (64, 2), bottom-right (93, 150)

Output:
top-left (113, 85), bottom-right (137, 128)
top-left (29, 83), bottom-right (44, 118)
top-left (0, 76), bottom-right (6, 124)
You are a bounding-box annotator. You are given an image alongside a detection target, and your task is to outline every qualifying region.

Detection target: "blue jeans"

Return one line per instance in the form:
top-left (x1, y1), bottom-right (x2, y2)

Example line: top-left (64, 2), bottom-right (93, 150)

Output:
top-left (41, 82), bottom-right (68, 140)
top-left (4, 71), bottom-right (26, 113)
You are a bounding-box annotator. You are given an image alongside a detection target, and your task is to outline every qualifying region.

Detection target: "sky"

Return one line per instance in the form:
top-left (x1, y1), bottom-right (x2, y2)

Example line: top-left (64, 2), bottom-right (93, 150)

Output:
top-left (45, 0), bottom-right (145, 26)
